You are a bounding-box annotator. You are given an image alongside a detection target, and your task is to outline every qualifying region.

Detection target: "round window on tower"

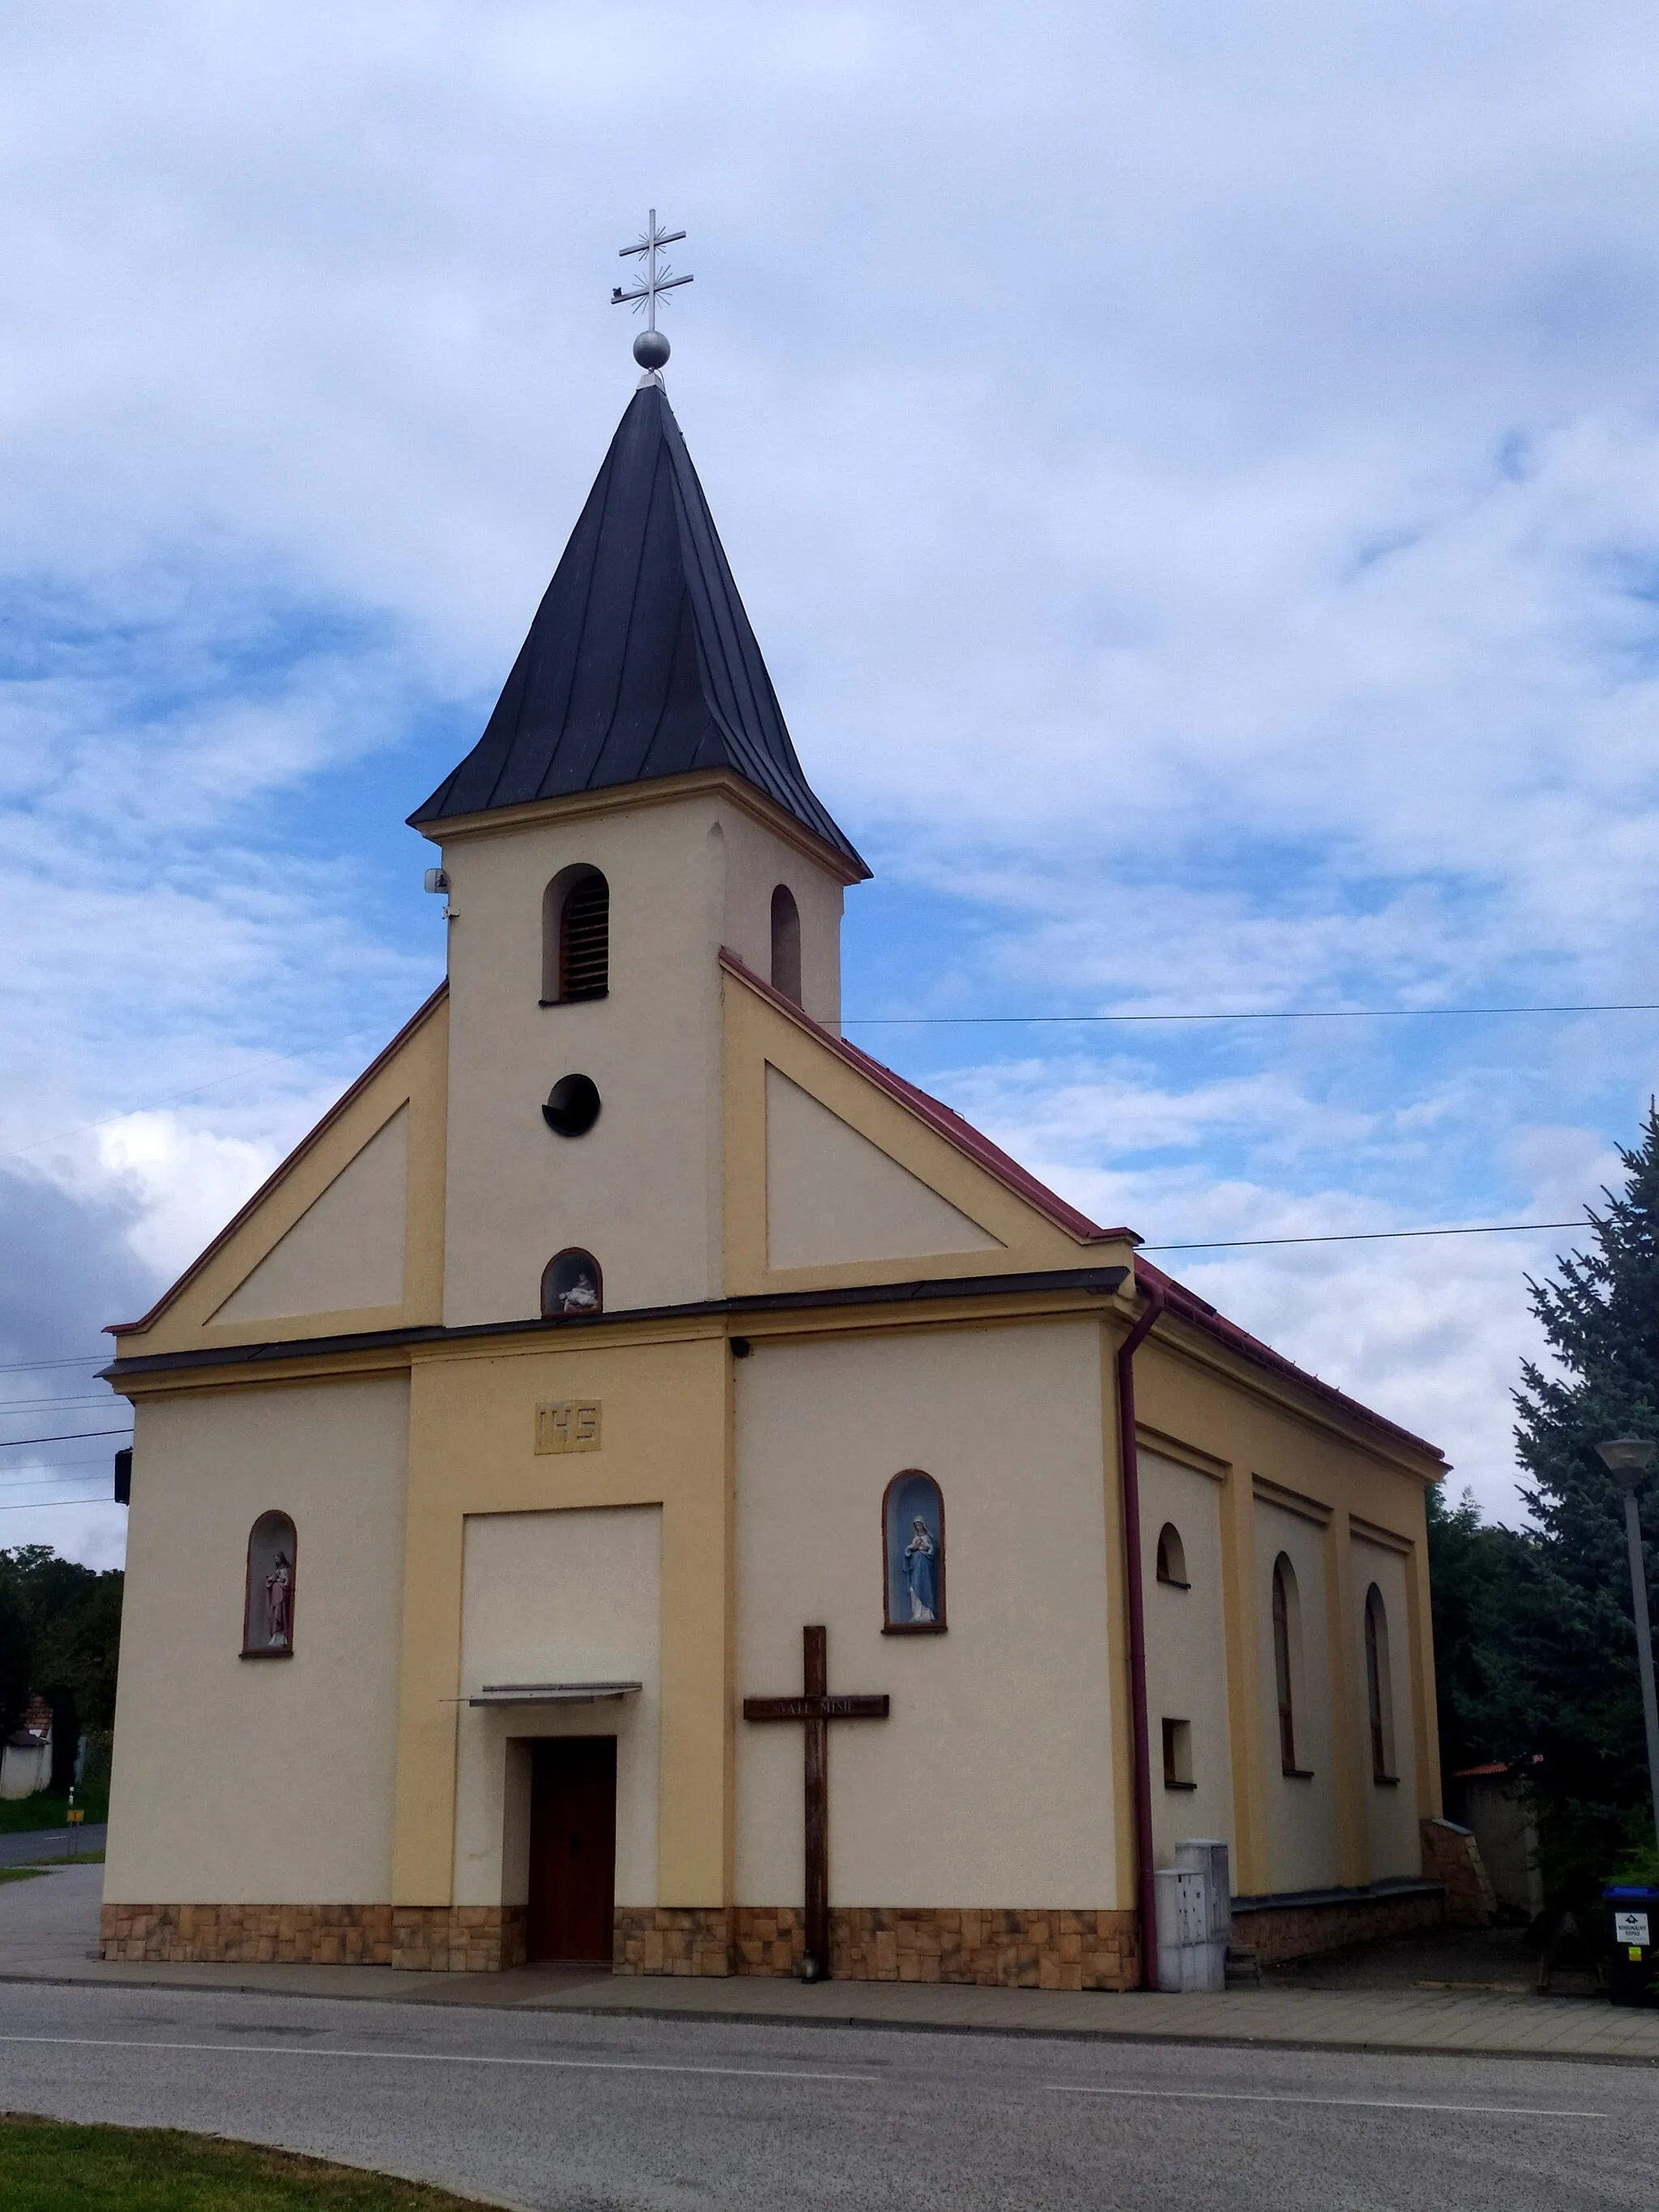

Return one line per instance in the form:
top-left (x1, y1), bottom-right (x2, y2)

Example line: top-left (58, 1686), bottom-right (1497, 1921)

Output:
top-left (542, 1073), bottom-right (602, 1137)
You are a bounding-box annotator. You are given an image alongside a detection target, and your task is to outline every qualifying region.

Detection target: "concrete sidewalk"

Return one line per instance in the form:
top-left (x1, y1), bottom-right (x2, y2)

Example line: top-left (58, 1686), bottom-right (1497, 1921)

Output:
top-left (6, 1867), bottom-right (1657, 2065)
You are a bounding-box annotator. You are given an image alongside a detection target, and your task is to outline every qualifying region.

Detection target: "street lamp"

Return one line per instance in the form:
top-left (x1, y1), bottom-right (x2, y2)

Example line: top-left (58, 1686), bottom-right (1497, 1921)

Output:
top-left (1596, 1436), bottom-right (1659, 1850)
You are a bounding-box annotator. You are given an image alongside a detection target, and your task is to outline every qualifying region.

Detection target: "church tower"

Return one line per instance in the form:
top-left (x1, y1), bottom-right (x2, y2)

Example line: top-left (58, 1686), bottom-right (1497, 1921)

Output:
top-left (410, 379), bottom-right (868, 1328)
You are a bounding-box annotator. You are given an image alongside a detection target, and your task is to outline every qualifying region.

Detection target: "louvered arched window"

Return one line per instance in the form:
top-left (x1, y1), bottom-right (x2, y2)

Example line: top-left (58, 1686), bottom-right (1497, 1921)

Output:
top-left (541, 869), bottom-right (609, 1004)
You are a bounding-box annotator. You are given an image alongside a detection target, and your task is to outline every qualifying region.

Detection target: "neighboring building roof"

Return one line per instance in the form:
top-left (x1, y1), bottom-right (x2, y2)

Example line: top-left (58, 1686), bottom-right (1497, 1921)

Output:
top-left (410, 384), bottom-right (865, 874)
top-left (721, 948), bottom-right (1447, 1466)
top-left (16, 1695), bottom-right (52, 1742)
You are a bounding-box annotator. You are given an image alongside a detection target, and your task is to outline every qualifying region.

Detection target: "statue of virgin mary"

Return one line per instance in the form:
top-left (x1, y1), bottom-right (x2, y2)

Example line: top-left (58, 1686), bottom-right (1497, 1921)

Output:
top-left (903, 1516), bottom-right (937, 1622)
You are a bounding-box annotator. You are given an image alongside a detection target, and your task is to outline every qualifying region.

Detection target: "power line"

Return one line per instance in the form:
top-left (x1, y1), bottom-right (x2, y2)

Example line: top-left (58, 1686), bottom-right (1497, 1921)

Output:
top-left (0, 1427), bottom-right (130, 1450)
top-left (0, 1491), bottom-right (116, 1513)
top-left (0, 1396), bottom-right (121, 1414)
top-left (1142, 1218), bottom-right (1587, 1252)
top-left (0, 1465), bottom-right (116, 1490)
top-left (841, 1001), bottom-right (1659, 1026)
top-left (0, 1357), bottom-right (106, 1375)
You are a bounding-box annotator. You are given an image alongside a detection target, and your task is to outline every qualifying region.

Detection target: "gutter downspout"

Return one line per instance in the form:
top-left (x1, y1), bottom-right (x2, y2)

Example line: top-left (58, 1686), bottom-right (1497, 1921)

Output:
top-left (1116, 1281), bottom-right (1166, 1992)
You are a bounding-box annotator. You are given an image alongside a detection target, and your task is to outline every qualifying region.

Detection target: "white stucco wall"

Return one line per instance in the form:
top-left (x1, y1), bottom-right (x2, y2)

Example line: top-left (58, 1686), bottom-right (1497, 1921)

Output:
top-left (1140, 1449), bottom-right (1234, 1869)
top-left (1253, 1498), bottom-right (1340, 1894)
top-left (714, 803), bottom-right (845, 1030)
top-left (454, 1505), bottom-right (662, 1910)
top-left (437, 792), bottom-right (849, 1329)
top-left (735, 1320), bottom-right (1119, 1909)
top-left (104, 1377), bottom-right (409, 1903)
top-left (1351, 1535), bottom-right (1421, 1881)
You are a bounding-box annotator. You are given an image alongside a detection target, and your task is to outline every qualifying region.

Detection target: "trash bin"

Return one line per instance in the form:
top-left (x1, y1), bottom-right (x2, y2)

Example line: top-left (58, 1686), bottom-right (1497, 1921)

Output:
top-left (1604, 1885), bottom-right (1659, 2010)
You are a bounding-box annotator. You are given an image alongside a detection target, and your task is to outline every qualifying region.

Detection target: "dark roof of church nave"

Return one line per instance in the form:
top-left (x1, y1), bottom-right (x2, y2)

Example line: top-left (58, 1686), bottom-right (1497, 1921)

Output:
top-left (410, 383), bottom-right (865, 871)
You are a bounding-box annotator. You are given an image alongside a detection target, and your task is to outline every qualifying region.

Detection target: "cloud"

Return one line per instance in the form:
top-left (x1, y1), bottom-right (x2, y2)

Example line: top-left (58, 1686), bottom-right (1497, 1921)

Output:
top-left (4, 1), bottom-right (1659, 1542)
top-left (0, 1166), bottom-right (159, 1571)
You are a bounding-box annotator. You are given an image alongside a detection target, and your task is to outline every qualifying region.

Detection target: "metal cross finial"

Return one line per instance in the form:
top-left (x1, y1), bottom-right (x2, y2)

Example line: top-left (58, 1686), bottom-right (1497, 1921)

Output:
top-left (612, 210), bottom-right (693, 380)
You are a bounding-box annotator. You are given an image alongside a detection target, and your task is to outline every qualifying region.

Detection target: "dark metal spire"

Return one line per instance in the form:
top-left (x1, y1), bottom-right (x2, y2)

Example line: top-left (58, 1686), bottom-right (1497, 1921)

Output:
top-left (408, 382), bottom-right (866, 872)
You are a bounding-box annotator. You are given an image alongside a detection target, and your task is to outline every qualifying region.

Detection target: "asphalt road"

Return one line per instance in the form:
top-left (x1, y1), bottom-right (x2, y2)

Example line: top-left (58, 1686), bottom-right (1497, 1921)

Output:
top-left (0, 1825), bottom-right (105, 1869)
top-left (0, 1979), bottom-right (1652, 2211)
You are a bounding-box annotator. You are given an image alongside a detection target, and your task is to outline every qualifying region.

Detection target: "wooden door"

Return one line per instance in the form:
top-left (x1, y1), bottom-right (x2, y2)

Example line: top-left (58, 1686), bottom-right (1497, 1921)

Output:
top-left (527, 1736), bottom-right (617, 1963)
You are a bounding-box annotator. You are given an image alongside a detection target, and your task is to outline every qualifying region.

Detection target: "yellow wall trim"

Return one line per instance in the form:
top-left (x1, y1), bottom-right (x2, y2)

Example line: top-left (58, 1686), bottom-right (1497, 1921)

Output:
top-left (1349, 1513), bottom-right (1415, 1555)
top-left (416, 766), bottom-right (868, 884)
top-left (1252, 1473), bottom-right (1333, 1527)
top-left (1135, 1423), bottom-right (1230, 1481)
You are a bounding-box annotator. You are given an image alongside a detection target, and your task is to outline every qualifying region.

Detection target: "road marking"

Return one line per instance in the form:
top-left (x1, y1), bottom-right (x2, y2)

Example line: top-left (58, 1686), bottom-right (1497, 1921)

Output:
top-left (1048, 2086), bottom-right (1604, 2120)
top-left (0, 2033), bottom-right (876, 2085)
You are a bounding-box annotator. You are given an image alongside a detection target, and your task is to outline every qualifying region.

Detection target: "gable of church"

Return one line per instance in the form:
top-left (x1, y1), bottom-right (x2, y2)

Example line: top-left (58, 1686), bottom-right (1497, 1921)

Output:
top-left (209, 1103), bottom-right (410, 1324)
top-left (723, 953), bottom-right (1135, 1292)
top-left (764, 1068), bottom-right (1004, 1268)
top-left (109, 985), bottom-right (449, 1358)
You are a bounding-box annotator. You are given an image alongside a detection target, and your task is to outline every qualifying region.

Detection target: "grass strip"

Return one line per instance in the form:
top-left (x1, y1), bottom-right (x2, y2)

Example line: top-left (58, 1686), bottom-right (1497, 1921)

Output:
top-left (0, 1869), bottom-right (48, 1887)
top-left (0, 2116), bottom-right (502, 2210)
top-left (0, 1792), bottom-right (108, 1835)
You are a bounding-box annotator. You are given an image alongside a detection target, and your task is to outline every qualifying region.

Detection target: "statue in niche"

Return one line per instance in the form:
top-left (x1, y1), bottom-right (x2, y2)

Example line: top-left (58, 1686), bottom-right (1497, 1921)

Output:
top-left (883, 1470), bottom-right (946, 1632)
top-left (903, 1516), bottom-right (938, 1622)
top-left (541, 1248), bottom-right (603, 1319)
top-left (264, 1551), bottom-right (293, 1648)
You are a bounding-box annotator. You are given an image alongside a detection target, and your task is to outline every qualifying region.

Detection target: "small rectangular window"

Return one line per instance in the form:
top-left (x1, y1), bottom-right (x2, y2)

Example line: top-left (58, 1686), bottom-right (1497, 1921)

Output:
top-left (1162, 1717), bottom-right (1195, 1788)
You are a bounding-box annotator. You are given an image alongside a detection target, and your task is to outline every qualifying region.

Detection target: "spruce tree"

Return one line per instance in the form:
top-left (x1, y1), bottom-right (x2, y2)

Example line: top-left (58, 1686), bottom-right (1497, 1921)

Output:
top-left (1512, 1102), bottom-right (1659, 1897)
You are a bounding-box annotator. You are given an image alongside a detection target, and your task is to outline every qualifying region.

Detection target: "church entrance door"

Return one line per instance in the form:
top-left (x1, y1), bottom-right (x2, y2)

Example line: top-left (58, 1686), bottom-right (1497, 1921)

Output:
top-left (527, 1736), bottom-right (617, 1963)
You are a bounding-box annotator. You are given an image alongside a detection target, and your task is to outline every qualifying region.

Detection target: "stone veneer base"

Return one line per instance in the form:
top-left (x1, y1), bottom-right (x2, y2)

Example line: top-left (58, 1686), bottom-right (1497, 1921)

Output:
top-left (99, 1903), bottom-right (527, 1974)
top-left (102, 1902), bottom-right (1135, 1987)
top-left (100, 1903), bottom-right (395, 1967)
top-left (616, 1906), bottom-right (1139, 1990)
top-left (1231, 1886), bottom-right (1444, 1967)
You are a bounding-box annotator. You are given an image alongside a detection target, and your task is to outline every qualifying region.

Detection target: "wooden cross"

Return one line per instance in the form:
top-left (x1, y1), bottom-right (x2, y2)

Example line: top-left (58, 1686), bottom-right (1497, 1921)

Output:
top-left (742, 1625), bottom-right (889, 1980)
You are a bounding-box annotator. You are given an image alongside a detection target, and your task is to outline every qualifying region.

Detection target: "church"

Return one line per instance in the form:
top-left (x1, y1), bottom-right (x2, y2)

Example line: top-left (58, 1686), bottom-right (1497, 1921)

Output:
top-left (99, 335), bottom-right (1450, 1989)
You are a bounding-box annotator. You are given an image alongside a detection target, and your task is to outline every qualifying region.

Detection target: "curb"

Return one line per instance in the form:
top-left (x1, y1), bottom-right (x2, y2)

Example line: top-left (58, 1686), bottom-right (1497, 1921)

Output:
top-left (1, 1966), bottom-right (1656, 2067)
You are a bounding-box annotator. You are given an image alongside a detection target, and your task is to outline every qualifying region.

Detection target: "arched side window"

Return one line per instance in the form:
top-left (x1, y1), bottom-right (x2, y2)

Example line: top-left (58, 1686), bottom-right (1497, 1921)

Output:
top-left (243, 1511), bottom-right (296, 1659)
top-left (541, 1248), bottom-right (603, 1319)
top-left (1271, 1553), bottom-right (1310, 1775)
top-left (770, 884), bottom-right (802, 1004)
top-left (541, 868), bottom-right (609, 1004)
top-left (883, 1469), bottom-right (945, 1632)
top-left (1364, 1583), bottom-right (1397, 1782)
top-left (1155, 1522), bottom-right (1188, 1587)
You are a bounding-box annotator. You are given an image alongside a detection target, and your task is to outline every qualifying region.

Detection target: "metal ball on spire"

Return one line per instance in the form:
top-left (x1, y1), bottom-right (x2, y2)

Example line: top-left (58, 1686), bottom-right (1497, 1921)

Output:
top-left (612, 209), bottom-right (693, 383)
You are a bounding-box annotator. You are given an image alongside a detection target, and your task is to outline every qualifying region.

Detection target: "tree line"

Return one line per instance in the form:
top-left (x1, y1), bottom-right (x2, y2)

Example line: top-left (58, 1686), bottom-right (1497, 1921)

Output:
top-left (0, 1545), bottom-right (123, 1796)
top-left (1429, 1105), bottom-right (1659, 1912)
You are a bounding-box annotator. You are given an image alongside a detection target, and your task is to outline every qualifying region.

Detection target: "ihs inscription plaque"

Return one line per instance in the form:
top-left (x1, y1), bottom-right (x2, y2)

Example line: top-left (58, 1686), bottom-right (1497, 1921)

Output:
top-left (535, 1400), bottom-right (602, 1454)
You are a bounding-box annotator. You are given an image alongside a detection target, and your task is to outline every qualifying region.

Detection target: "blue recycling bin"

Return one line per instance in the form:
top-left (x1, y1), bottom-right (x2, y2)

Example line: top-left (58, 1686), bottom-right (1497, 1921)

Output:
top-left (1604, 1885), bottom-right (1659, 2009)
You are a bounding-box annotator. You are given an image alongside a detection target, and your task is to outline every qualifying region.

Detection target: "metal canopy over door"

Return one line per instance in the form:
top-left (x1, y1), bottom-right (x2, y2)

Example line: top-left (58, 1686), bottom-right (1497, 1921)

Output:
top-left (527, 1737), bottom-right (618, 1963)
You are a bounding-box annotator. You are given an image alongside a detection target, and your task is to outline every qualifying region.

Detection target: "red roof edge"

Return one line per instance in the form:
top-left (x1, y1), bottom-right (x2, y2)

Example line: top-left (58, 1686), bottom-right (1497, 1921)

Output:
top-left (722, 949), bottom-right (1445, 1467)
top-left (1137, 1257), bottom-right (1446, 1464)
top-left (105, 979), bottom-right (450, 1342)
top-left (719, 948), bottom-right (1135, 1247)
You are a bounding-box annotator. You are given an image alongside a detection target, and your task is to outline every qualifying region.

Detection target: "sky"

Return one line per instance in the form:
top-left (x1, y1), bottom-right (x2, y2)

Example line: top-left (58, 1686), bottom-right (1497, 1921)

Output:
top-left (6, 0), bottom-right (1659, 1566)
